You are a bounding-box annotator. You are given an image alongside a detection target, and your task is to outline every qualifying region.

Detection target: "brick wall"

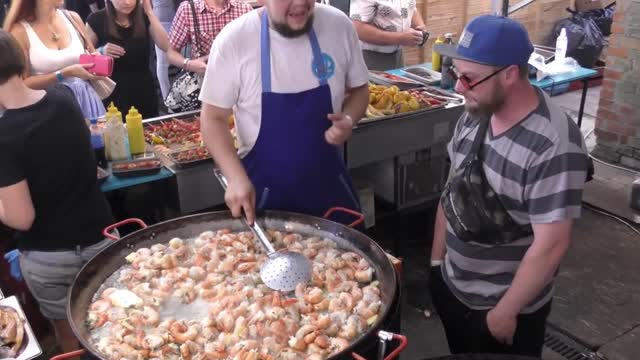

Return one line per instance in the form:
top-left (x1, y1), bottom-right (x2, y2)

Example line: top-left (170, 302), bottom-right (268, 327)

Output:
top-left (402, 0), bottom-right (573, 65)
top-left (592, 0), bottom-right (640, 169)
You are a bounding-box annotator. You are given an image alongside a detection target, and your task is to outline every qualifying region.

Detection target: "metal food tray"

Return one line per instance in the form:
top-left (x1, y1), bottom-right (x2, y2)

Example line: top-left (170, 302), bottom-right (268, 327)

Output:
top-left (167, 148), bottom-right (213, 169)
top-left (111, 158), bottom-right (163, 178)
top-left (143, 111), bottom-right (201, 152)
top-left (0, 296), bottom-right (42, 360)
top-left (361, 85), bottom-right (464, 124)
top-left (399, 66), bottom-right (442, 85)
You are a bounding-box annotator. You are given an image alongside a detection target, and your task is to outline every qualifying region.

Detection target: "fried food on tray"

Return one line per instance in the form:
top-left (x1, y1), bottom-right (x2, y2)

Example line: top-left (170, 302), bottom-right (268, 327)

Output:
top-left (0, 306), bottom-right (25, 359)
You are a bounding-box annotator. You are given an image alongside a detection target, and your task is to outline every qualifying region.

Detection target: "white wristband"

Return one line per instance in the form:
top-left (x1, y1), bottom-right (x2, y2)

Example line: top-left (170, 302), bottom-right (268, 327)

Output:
top-left (430, 260), bottom-right (442, 267)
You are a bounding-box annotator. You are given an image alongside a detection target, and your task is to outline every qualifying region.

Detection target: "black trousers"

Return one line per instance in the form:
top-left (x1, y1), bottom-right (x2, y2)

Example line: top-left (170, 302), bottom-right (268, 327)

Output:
top-left (429, 266), bottom-right (551, 357)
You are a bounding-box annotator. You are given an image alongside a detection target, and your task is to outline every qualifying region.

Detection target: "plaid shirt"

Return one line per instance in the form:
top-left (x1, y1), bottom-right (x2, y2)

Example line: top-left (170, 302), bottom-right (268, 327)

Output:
top-left (169, 0), bottom-right (252, 58)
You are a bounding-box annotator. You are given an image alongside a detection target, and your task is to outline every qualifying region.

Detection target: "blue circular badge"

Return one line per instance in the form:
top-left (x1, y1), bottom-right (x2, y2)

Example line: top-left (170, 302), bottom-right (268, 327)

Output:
top-left (312, 53), bottom-right (335, 81)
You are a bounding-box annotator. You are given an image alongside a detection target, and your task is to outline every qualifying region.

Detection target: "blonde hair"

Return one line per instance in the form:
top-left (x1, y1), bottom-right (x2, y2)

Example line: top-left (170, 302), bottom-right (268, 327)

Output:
top-left (2, 0), bottom-right (37, 32)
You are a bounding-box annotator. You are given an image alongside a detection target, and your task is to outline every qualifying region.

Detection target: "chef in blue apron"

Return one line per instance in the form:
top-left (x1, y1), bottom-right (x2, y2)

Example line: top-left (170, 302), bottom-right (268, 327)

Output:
top-left (198, 0), bottom-right (370, 225)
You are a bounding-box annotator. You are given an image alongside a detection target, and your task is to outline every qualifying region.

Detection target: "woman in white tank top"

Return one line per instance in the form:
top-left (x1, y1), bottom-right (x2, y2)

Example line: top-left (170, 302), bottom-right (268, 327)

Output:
top-left (3, 0), bottom-right (106, 119)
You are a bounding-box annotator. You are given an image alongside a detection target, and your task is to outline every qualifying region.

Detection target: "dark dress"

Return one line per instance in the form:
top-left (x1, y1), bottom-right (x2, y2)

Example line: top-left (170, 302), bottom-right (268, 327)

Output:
top-left (87, 10), bottom-right (158, 119)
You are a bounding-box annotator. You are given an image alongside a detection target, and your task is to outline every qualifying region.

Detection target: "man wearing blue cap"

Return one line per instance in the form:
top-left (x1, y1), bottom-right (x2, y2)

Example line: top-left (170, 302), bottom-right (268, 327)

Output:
top-left (428, 15), bottom-right (589, 356)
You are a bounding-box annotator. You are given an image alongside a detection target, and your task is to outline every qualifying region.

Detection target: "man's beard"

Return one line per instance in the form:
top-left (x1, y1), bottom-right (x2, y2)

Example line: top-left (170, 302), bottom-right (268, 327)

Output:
top-left (272, 14), bottom-right (314, 38)
top-left (465, 84), bottom-right (506, 118)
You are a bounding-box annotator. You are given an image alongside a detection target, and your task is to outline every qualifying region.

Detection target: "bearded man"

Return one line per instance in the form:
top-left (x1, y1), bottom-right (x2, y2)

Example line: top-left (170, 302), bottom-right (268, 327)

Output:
top-left (197, 0), bottom-right (369, 226)
top-left (428, 15), bottom-right (589, 357)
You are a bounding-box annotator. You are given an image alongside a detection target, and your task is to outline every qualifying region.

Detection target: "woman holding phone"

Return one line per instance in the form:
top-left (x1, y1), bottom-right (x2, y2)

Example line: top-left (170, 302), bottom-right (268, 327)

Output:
top-left (85, 0), bottom-right (164, 117)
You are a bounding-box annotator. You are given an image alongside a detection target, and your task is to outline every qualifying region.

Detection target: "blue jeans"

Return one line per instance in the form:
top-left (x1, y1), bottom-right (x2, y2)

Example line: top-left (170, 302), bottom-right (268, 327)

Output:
top-left (153, 0), bottom-right (176, 99)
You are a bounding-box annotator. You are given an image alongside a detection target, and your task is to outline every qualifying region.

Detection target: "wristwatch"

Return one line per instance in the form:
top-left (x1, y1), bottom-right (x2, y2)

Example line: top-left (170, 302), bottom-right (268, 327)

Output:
top-left (55, 70), bottom-right (64, 82)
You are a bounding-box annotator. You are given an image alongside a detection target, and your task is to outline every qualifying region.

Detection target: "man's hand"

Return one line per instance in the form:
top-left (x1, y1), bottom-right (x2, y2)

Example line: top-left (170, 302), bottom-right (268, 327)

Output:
top-left (398, 28), bottom-right (424, 47)
top-left (325, 113), bottom-right (354, 145)
top-left (224, 175), bottom-right (256, 224)
top-left (486, 307), bottom-right (517, 345)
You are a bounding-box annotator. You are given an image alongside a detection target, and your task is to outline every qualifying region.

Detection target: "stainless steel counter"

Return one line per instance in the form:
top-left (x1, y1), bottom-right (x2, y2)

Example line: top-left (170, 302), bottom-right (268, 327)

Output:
top-left (144, 103), bottom-right (463, 214)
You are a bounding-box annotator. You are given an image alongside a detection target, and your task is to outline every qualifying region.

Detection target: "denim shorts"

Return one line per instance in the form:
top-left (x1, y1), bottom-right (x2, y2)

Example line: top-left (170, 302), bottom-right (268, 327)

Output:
top-left (19, 238), bottom-right (113, 319)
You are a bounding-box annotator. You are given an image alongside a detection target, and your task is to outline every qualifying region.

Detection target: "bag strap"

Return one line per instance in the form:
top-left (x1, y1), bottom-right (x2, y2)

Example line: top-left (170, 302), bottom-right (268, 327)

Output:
top-left (187, 0), bottom-right (202, 58)
top-left (464, 117), bottom-right (490, 163)
top-left (62, 10), bottom-right (97, 53)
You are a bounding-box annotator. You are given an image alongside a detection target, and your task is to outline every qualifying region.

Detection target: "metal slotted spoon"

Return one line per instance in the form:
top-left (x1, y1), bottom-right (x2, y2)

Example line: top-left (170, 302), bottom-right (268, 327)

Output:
top-left (213, 169), bottom-right (312, 292)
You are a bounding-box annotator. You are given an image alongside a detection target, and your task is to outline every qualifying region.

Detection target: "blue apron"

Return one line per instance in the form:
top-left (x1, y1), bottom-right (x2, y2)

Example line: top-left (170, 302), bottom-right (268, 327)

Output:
top-left (240, 11), bottom-right (361, 225)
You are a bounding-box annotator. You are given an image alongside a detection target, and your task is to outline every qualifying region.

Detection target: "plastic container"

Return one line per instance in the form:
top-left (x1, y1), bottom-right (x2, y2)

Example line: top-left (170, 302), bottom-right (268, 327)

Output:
top-left (432, 36), bottom-right (445, 72)
top-left (89, 118), bottom-right (108, 169)
top-left (555, 27), bottom-right (568, 63)
top-left (440, 55), bottom-right (455, 90)
top-left (104, 103), bottom-right (130, 161)
top-left (126, 106), bottom-right (145, 155)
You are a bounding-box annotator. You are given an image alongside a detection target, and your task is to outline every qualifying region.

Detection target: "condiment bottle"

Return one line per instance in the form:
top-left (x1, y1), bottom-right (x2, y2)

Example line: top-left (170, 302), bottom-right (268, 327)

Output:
top-left (126, 107), bottom-right (145, 155)
top-left (104, 103), bottom-right (130, 161)
top-left (432, 35), bottom-right (445, 72)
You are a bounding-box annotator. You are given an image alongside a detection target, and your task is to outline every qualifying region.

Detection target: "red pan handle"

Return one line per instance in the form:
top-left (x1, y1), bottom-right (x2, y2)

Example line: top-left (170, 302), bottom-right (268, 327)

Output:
top-left (102, 218), bottom-right (148, 240)
top-left (323, 207), bottom-right (365, 228)
top-left (50, 349), bottom-right (86, 360)
top-left (351, 332), bottom-right (408, 360)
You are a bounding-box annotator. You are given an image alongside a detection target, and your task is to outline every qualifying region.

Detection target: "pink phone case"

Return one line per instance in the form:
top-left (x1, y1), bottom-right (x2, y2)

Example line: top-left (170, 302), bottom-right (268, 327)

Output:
top-left (79, 54), bottom-right (114, 77)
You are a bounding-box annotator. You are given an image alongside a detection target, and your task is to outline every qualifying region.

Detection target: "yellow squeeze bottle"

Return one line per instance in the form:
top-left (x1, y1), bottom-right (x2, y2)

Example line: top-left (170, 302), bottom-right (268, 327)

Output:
top-left (432, 36), bottom-right (445, 72)
top-left (126, 107), bottom-right (145, 155)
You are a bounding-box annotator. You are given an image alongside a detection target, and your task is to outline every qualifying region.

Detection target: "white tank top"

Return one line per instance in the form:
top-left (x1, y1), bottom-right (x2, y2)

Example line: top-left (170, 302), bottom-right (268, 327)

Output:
top-left (21, 10), bottom-right (85, 75)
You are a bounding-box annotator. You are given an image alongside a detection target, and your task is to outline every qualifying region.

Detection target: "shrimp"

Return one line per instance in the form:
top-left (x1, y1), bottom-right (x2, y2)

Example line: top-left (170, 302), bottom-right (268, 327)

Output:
top-left (143, 334), bottom-right (165, 350)
top-left (203, 341), bottom-right (227, 359)
top-left (295, 325), bottom-right (317, 342)
top-left (355, 267), bottom-right (374, 283)
top-left (303, 287), bottom-right (324, 305)
top-left (329, 337), bottom-right (349, 355)
top-left (180, 340), bottom-right (202, 360)
top-left (123, 330), bottom-right (145, 349)
top-left (265, 306), bottom-right (285, 320)
top-left (288, 336), bottom-right (307, 352)
top-left (305, 353), bottom-right (324, 360)
top-left (188, 266), bottom-right (206, 281)
top-left (313, 299), bottom-right (329, 311)
top-left (137, 306), bottom-right (160, 326)
top-left (229, 340), bottom-right (259, 355)
top-left (216, 310), bottom-right (235, 332)
top-left (282, 233), bottom-right (302, 246)
top-left (314, 334), bottom-right (330, 349)
top-left (87, 311), bottom-right (108, 329)
top-left (341, 251), bottom-right (362, 263)
top-left (339, 292), bottom-right (355, 312)
top-left (302, 248), bottom-right (318, 259)
top-left (90, 299), bottom-right (112, 312)
top-left (169, 320), bottom-right (198, 343)
top-left (236, 261), bottom-right (257, 272)
top-left (169, 237), bottom-right (184, 249)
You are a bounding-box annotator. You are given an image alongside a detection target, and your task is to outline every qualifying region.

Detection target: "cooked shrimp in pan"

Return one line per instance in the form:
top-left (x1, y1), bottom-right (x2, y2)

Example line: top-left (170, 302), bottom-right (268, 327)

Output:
top-left (87, 229), bottom-right (382, 359)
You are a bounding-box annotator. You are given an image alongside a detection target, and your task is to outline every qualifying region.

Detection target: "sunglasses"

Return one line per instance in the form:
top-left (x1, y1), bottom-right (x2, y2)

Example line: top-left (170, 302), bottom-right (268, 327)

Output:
top-left (448, 65), bottom-right (509, 91)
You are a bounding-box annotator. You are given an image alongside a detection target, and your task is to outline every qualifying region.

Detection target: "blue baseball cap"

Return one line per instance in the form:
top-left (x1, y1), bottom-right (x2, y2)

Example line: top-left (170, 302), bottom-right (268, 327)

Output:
top-left (434, 15), bottom-right (534, 66)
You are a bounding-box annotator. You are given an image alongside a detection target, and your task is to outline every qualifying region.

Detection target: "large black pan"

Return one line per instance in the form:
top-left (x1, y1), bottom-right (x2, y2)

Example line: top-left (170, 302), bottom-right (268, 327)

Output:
top-left (63, 209), bottom-right (399, 360)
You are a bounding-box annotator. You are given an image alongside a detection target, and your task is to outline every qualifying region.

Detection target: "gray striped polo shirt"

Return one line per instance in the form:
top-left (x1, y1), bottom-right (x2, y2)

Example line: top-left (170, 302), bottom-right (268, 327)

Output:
top-left (442, 88), bottom-right (588, 314)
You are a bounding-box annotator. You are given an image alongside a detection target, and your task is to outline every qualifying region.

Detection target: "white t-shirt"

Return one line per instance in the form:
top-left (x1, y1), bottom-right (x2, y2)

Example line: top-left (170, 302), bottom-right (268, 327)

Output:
top-left (350, 0), bottom-right (416, 53)
top-left (199, 4), bottom-right (369, 157)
